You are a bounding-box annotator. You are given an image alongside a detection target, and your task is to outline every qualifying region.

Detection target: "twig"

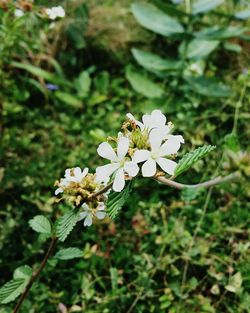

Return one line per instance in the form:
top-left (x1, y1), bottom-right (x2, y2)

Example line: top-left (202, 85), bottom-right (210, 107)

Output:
top-left (87, 182), bottom-right (113, 201)
top-left (13, 237), bottom-right (58, 313)
top-left (155, 172), bottom-right (240, 190)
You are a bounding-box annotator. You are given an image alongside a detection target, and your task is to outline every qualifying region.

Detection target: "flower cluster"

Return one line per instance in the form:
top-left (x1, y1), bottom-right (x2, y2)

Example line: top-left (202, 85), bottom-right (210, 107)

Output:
top-left (45, 6), bottom-right (65, 20)
top-left (96, 110), bottom-right (184, 191)
top-left (55, 110), bottom-right (184, 227)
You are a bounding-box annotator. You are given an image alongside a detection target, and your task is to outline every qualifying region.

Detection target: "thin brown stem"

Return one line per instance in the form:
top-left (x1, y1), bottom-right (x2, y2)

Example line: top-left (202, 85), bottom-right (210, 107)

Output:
top-left (13, 237), bottom-right (58, 313)
top-left (155, 172), bottom-right (240, 190)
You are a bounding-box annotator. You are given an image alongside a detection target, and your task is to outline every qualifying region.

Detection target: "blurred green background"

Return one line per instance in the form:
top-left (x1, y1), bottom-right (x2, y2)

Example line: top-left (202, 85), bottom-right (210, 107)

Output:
top-left (0, 0), bottom-right (249, 312)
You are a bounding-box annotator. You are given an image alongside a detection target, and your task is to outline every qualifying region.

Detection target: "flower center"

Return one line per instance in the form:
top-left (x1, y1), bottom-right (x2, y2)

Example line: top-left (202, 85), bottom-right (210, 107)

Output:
top-left (151, 152), bottom-right (158, 160)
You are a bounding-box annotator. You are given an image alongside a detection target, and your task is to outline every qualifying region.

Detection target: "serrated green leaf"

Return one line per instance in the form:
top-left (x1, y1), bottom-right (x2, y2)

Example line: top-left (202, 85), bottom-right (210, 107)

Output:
top-left (131, 2), bottom-right (184, 36)
top-left (56, 210), bottom-right (79, 242)
top-left (29, 215), bottom-right (52, 234)
top-left (126, 66), bottom-right (164, 98)
top-left (0, 279), bottom-right (26, 304)
top-left (132, 48), bottom-right (182, 72)
top-left (192, 0), bottom-right (224, 15)
top-left (175, 145), bottom-right (216, 176)
top-left (54, 247), bottom-right (83, 260)
top-left (107, 181), bottom-right (133, 219)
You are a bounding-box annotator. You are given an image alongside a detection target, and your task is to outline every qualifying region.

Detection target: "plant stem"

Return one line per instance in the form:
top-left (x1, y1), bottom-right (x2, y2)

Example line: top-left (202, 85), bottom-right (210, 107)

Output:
top-left (155, 172), bottom-right (240, 190)
top-left (13, 237), bottom-right (58, 313)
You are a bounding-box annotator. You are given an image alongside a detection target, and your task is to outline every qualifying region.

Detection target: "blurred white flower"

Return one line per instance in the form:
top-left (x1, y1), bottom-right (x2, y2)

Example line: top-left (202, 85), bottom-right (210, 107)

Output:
top-left (14, 9), bottom-right (24, 17)
top-left (96, 136), bottom-right (139, 192)
top-left (79, 202), bottom-right (106, 227)
top-left (55, 167), bottom-right (88, 195)
top-left (46, 6), bottom-right (65, 20)
top-left (133, 131), bottom-right (183, 177)
top-left (127, 109), bottom-right (184, 143)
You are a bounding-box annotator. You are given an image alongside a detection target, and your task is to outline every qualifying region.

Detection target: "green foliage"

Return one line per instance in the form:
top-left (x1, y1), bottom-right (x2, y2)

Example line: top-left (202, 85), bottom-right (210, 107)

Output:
top-left (0, 1), bottom-right (249, 312)
top-left (131, 2), bottom-right (184, 36)
top-left (56, 210), bottom-right (79, 242)
top-left (0, 266), bottom-right (32, 304)
top-left (54, 248), bottom-right (83, 260)
top-left (29, 215), bottom-right (52, 235)
top-left (175, 145), bottom-right (216, 176)
top-left (192, 0), bottom-right (224, 15)
top-left (126, 66), bottom-right (164, 98)
top-left (107, 181), bottom-right (134, 219)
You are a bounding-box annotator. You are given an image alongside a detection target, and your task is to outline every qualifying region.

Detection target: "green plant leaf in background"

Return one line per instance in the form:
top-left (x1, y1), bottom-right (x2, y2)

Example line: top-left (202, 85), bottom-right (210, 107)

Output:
top-left (107, 181), bottom-right (133, 220)
top-left (131, 2), bottom-right (184, 36)
top-left (132, 48), bottom-right (182, 71)
top-left (28, 215), bottom-right (52, 235)
top-left (56, 210), bottom-right (79, 242)
top-left (55, 91), bottom-right (82, 109)
top-left (126, 66), bottom-right (164, 98)
top-left (184, 76), bottom-right (231, 97)
top-left (175, 145), bottom-right (216, 176)
top-left (192, 0), bottom-right (224, 15)
top-left (186, 39), bottom-right (219, 59)
top-left (75, 71), bottom-right (91, 98)
top-left (0, 265), bottom-right (32, 304)
top-left (54, 247), bottom-right (83, 260)
top-left (194, 26), bottom-right (247, 40)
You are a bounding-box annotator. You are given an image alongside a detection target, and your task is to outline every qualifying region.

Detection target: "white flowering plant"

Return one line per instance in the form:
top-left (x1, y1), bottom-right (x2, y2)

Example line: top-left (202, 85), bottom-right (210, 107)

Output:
top-left (0, 110), bottom-right (239, 312)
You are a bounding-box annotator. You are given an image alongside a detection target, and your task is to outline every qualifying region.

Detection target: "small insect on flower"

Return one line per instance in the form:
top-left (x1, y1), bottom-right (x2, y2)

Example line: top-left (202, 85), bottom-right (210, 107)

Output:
top-left (79, 202), bottom-right (106, 227)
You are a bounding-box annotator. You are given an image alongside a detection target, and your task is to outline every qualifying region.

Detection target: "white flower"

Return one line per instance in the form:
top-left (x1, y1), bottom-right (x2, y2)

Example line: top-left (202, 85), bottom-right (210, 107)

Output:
top-left (55, 167), bottom-right (88, 195)
top-left (133, 131), bottom-right (182, 177)
top-left (79, 202), bottom-right (106, 227)
top-left (46, 6), bottom-right (65, 20)
top-left (96, 136), bottom-right (139, 192)
top-left (14, 9), bottom-right (24, 17)
top-left (127, 109), bottom-right (184, 144)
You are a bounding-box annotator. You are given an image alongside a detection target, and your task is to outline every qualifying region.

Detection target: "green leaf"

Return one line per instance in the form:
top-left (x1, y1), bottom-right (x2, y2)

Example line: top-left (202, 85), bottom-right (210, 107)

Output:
top-left (11, 62), bottom-right (70, 87)
top-left (0, 266), bottom-right (32, 304)
top-left (55, 91), bottom-right (82, 109)
top-left (107, 181), bottom-right (133, 219)
top-left (131, 2), bottom-right (184, 36)
top-left (126, 66), bottom-right (164, 98)
top-left (54, 247), bottom-right (83, 260)
top-left (186, 39), bottom-right (219, 59)
top-left (132, 48), bottom-right (182, 71)
top-left (192, 0), bottom-right (224, 15)
top-left (175, 145), bottom-right (216, 176)
top-left (75, 71), bottom-right (91, 98)
top-left (185, 76), bottom-right (231, 97)
top-left (29, 215), bottom-right (52, 234)
top-left (194, 26), bottom-right (247, 40)
top-left (225, 272), bottom-right (242, 294)
top-left (235, 9), bottom-right (250, 20)
top-left (56, 210), bottom-right (79, 242)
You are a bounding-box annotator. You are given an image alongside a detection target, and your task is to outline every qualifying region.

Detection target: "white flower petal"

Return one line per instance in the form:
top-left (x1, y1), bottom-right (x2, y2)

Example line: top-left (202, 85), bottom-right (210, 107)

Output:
top-left (78, 211), bottom-right (88, 221)
top-left (97, 142), bottom-right (118, 161)
top-left (157, 157), bottom-right (177, 175)
top-left (141, 159), bottom-right (157, 177)
top-left (82, 203), bottom-right (90, 210)
top-left (55, 187), bottom-right (63, 195)
top-left (124, 161), bottom-right (139, 177)
top-left (95, 211), bottom-right (106, 220)
top-left (149, 130), bottom-right (163, 151)
top-left (113, 168), bottom-right (125, 192)
top-left (97, 202), bottom-right (105, 211)
top-left (84, 214), bottom-right (93, 227)
top-left (117, 136), bottom-right (129, 160)
top-left (159, 138), bottom-right (181, 156)
top-left (133, 150), bottom-right (151, 163)
top-left (150, 110), bottom-right (166, 127)
top-left (73, 167), bottom-right (82, 180)
top-left (126, 113), bottom-right (144, 130)
top-left (64, 168), bottom-right (71, 178)
top-left (96, 163), bottom-right (120, 182)
top-left (168, 134), bottom-right (185, 144)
